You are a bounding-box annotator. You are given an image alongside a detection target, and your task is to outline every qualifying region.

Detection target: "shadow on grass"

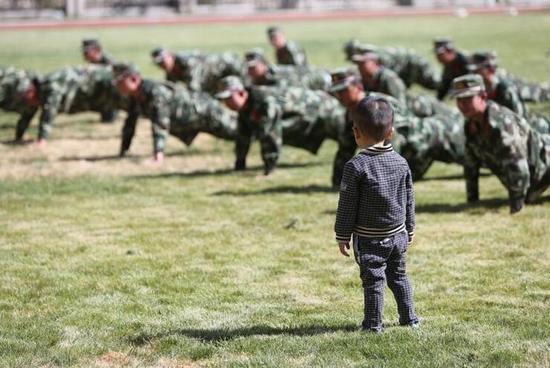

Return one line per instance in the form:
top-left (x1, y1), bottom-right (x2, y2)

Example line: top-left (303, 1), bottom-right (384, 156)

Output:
top-left (127, 162), bottom-right (322, 180)
top-left (420, 172), bottom-right (491, 182)
top-left (416, 195), bottom-right (550, 213)
top-left (214, 183), bottom-right (336, 196)
top-left (58, 149), bottom-right (213, 162)
top-left (129, 323), bottom-right (358, 345)
top-left (0, 139), bottom-right (33, 146)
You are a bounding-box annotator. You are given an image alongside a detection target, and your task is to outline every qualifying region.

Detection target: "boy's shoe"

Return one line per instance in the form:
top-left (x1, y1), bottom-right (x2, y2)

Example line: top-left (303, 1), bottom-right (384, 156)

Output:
top-left (402, 321), bottom-right (420, 329)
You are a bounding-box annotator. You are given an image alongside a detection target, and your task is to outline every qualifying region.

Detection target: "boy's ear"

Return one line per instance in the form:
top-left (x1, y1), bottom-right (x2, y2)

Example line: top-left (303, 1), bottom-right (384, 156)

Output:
top-left (385, 127), bottom-right (394, 141)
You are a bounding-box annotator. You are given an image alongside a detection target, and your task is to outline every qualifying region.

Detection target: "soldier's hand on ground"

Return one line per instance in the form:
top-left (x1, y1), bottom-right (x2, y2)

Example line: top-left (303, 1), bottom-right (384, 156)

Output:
top-left (33, 139), bottom-right (47, 150)
top-left (145, 152), bottom-right (164, 167)
top-left (234, 158), bottom-right (246, 171)
top-left (510, 197), bottom-right (524, 214)
top-left (339, 242), bottom-right (350, 257)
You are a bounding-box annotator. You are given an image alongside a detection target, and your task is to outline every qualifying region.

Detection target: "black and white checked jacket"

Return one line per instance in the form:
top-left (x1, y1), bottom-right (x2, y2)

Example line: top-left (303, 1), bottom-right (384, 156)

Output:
top-left (334, 143), bottom-right (415, 242)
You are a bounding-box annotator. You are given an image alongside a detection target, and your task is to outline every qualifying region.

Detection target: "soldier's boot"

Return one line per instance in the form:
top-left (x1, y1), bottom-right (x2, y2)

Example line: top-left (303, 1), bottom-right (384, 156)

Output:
top-left (526, 170), bottom-right (550, 204)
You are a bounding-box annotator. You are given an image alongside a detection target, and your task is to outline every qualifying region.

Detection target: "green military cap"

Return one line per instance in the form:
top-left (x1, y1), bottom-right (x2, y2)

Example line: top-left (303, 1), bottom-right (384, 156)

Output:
top-left (467, 50), bottom-right (498, 71)
top-left (215, 76), bottom-right (245, 99)
top-left (350, 45), bottom-right (379, 63)
top-left (433, 37), bottom-right (454, 54)
top-left (244, 48), bottom-right (267, 66)
top-left (151, 47), bottom-right (168, 64)
top-left (112, 62), bottom-right (139, 80)
top-left (82, 38), bottom-right (101, 50)
top-left (329, 68), bottom-right (360, 93)
top-left (451, 74), bottom-right (485, 98)
top-left (343, 39), bottom-right (362, 61)
top-left (267, 26), bottom-right (282, 37)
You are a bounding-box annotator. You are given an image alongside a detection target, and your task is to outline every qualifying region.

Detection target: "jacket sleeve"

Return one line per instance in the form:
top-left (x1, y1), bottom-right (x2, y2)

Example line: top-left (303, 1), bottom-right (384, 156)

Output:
top-left (334, 160), bottom-right (360, 243)
top-left (149, 88), bottom-right (172, 154)
top-left (463, 139), bottom-right (481, 203)
top-left (405, 168), bottom-right (416, 239)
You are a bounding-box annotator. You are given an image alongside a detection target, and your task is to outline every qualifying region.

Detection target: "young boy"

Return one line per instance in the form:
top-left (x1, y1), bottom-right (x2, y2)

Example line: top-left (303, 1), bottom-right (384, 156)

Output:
top-left (334, 95), bottom-right (419, 333)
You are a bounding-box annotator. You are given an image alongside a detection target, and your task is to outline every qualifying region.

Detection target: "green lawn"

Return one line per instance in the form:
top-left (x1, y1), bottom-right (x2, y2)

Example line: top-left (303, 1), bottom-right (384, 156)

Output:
top-left (0, 13), bottom-right (549, 368)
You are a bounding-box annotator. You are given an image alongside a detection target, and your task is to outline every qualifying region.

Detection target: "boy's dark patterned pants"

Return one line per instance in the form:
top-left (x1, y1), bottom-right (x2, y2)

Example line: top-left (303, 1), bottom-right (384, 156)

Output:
top-left (354, 231), bottom-right (418, 332)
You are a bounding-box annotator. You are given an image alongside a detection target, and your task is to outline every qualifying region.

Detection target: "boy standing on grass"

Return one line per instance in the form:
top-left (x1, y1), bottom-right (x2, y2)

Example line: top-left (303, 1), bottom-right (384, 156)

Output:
top-left (334, 96), bottom-right (419, 333)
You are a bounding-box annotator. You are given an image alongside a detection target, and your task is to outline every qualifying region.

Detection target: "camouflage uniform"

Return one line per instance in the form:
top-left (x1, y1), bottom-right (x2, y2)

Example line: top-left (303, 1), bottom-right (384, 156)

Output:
top-left (464, 100), bottom-right (550, 207)
top-left (251, 64), bottom-right (330, 91)
top-left (219, 79), bottom-right (349, 180)
top-left (499, 69), bottom-right (550, 103)
top-left (406, 92), bottom-right (461, 119)
top-left (437, 51), bottom-right (470, 100)
top-left (154, 49), bottom-right (243, 95)
top-left (362, 67), bottom-right (407, 106)
top-left (275, 41), bottom-right (308, 67)
top-left (31, 65), bottom-right (124, 140)
top-left (343, 40), bottom-right (439, 90)
top-left (0, 69), bottom-right (41, 141)
top-left (119, 77), bottom-right (236, 155)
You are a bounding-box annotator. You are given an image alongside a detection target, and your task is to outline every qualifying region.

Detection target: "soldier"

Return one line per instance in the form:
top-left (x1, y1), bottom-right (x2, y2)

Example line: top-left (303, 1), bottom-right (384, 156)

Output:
top-left (27, 65), bottom-right (124, 147)
top-left (502, 71), bottom-right (550, 103)
top-left (434, 37), bottom-right (470, 100)
top-left (82, 38), bottom-right (115, 66)
top-left (0, 69), bottom-right (42, 142)
top-left (244, 48), bottom-right (330, 91)
top-left (82, 38), bottom-right (118, 123)
top-left (267, 26), bottom-right (308, 67)
top-left (151, 47), bottom-right (243, 95)
top-left (350, 48), bottom-right (408, 105)
top-left (215, 76), bottom-right (352, 184)
top-left (468, 50), bottom-right (526, 117)
top-left (329, 69), bottom-right (465, 181)
top-left (452, 74), bottom-right (550, 213)
top-left (113, 63), bottom-right (236, 163)
top-left (343, 40), bottom-right (440, 90)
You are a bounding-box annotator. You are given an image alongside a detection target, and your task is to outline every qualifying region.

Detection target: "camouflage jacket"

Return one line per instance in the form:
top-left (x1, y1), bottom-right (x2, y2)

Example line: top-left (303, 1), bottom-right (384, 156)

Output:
top-left (166, 52), bottom-right (243, 94)
top-left (35, 65), bottom-right (124, 140)
top-left (498, 68), bottom-right (550, 103)
top-left (91, 53), bottom-right (115, 66)
top-left (121, 79), bottom-right (236, 154)
top-left (236, 86), bottom-right (346, 172)
top-left (378, 46), bottom-right (440, 90)
top-left (275, 41), bottom-right (308, 67)
top-left (406, 92), bottom-right (461, 119)
top-left (485, 75), bottom-right (526, 117)
top-left (0, 68), bottom-right (41, 140)
top-left (463, 101), bottom-right (550, 202)
top-left (249, 64), bottom-right (331, 91)
top-left (362, 67), bottom-right (407, 105)
top-left (437, 51), bottom-right (470, 100)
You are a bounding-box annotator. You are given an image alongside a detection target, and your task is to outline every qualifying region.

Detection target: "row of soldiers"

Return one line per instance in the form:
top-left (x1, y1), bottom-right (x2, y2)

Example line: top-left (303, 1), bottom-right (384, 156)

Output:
top-left (1, 27), bottom-right (549, 212)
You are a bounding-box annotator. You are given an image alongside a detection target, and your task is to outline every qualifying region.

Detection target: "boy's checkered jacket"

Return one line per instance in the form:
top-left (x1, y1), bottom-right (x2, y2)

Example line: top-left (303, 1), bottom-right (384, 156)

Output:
top-left (334, 143), bottom-right (415, 242)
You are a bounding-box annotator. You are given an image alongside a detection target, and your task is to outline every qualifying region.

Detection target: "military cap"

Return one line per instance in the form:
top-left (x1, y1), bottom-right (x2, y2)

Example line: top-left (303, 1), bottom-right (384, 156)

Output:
top-left (82, 38), bottom-right (101, 50)
top-left (343, 39), bottom-right (362, 61)
top-left (112, 62), bottom-right (139, 80)
top-left (451, 74), bottom-right (485, 98)
top-left (215, 76), bottom-right (245, 99)
top-left (267, 26), bottom-right (282, 37)
top-left (433, 37), bottom-right (454, 54)
top-left (329, 68), bottom-right (360, 93)
top-left (151, 47), bottom-right (168, 64)
top-left (244, 48), bottom-right (267, 66)
top-left (467, 50), bottom-right (498, 71)
top-left (350, 45), bottom-right (380, 63)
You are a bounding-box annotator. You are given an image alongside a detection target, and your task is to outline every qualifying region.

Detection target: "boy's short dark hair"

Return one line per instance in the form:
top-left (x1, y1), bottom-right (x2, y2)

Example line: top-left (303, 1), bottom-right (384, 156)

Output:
top-left (351, 96), bottom-right (393, 141)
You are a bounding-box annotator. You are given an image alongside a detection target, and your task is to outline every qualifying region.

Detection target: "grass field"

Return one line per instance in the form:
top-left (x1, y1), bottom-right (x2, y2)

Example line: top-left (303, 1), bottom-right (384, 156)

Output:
top-left (1, 13), bottom-right (550, 368)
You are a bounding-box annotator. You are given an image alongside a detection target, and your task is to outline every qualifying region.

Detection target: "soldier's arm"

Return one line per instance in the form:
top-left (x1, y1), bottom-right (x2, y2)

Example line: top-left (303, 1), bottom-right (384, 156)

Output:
top-left (503, 84), bottom-right (526, 117)
top-left (388, 76), bottom-right (407, 106)
top-left (290, 43), bottom-right (307, 67)
top-left (120, 103), bottom-right (139, 156)
top-left (463, 141), bottom-right (481, 203)
top-left (149, 91), bottom-right (172, 155)
top-left (257, 98), bottom-right (283, 175)
top-left (437, 74), bottom-right (451, 100)
top-left (495, 119), bottom-right (531, 212)
top-left (235, 116), bottom-right (253, 170)
top-left (37, 90), bottom-right (63, 140)
top-left (15, 109), bottom-right (38, 141)
top-left (405, 168), bottom-right (416, 244)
